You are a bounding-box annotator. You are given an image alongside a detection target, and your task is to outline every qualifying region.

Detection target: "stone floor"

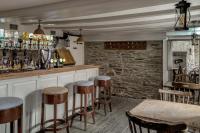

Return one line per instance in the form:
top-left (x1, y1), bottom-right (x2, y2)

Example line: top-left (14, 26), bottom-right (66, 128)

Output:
top-left (50, 96), bottom-right (142, 133)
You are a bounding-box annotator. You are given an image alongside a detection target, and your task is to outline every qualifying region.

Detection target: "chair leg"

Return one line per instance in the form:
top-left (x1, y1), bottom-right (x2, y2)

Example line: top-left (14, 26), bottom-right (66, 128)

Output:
top-left (128, 120), bottom-right (134, 133)
top-left (54, 104), bottom-right (57, 133)
top-left (10, 121), bottom-right (14, 133)
top-left (18, 117), bottom-right (22, 133)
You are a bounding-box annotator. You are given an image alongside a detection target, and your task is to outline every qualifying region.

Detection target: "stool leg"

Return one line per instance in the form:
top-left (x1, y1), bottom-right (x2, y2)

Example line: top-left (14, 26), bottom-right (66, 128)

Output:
top-left (98, 102), bottom-right (100, 110)
top-left (94, 85), bottom-right (97, 104)
top-left (71, 89), bottom-right (76, 127)
top-left (41, 101), bottom-right (45, 131)
top-left (109, 102), bottom-right (112, 112)
top-left (98, 87), bottom-right (101, 110)
top-left (84, 94), bottom-right (88, 131)
top-left (18, 117), bottom-right (22, 133)
top-left (109, 86), bottom-right (112, 112)
top-left (10, 121), bottom-right (14, 133)
top-left (65, 99), bottom-right (69, 133)
top-left (80, 94), bottom-right (83, 121)
top-left (53, 104), bottom-right (57, 133)
top-left (104, 104), bottom-right (107, 116)
top-left (104, 88), bottom-right (107, 116)
top-left (92, 90), bottom-right (95, 124)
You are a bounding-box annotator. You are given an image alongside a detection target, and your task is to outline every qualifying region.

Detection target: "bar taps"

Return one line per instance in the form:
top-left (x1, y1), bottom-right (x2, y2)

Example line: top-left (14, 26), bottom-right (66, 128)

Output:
top-left (2, 48), bottom-right (10, 72)
top-left (12, 49), bottom-right (21, 71)
top-left (23, 49), bottom-right (30, 70)
top-left (18, 38), bottom-right (23, 50)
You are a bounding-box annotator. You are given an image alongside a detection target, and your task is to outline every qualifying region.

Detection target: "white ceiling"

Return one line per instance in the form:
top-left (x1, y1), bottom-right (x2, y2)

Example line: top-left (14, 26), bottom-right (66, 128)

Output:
top-left (0, 0), bottom-right (200, 41)
top-left (0, 0), bottom-right (66, 11)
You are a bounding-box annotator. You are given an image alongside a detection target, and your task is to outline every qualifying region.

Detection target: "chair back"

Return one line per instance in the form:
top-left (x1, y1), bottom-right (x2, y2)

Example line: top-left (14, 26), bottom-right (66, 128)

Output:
top-left (126, 111), bottom-right (186, 133)
top-left (174, 74), bottom-right (190, 82)
top-left (159, 89), bottom-right (192, 104)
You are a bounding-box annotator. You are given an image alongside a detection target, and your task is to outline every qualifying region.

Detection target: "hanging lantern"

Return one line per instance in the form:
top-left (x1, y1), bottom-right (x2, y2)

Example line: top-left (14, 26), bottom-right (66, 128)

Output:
top-left (34, 20), bottom-right (45, 35)
top-left (174, 0), bottom-right (191, 31)
top-left (77, 29), bottom-right (84, 45)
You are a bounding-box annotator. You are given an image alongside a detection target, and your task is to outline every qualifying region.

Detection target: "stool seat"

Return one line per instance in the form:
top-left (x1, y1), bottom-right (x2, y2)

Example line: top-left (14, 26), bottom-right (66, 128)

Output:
top-left (76, 81), bottom-right (94, 87)
top-left (0, 97), bottom-right (23, 110)
top-left (95, 76), bottom-right (111, 81)
top-left (0, 97), bottom-right (23, 133)
top-left (43, 87), bottom-right (68, 95)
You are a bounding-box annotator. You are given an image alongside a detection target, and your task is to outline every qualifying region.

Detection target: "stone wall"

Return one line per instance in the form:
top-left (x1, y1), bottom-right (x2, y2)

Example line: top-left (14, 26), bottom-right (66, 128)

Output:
top-left (85, 41), bottom-right (163, 99)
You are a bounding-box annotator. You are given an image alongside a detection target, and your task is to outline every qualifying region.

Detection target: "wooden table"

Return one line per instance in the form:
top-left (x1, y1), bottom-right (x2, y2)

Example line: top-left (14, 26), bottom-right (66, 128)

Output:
top-left (130, 100), bottom-right (200, 129)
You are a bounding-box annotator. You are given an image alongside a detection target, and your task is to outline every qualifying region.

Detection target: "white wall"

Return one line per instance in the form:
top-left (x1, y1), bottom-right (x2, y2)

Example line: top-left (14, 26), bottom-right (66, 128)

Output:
top-left (163, 39), bottom-right (168, 84)
top-left (56, 36), bottom-right (84, 65)
top-left (67, 36), bottom-right (84, 65)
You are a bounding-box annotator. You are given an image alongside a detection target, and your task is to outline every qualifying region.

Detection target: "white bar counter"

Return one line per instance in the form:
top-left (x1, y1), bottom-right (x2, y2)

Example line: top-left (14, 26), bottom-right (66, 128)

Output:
top-left (0, 65), bottom-right (99, 133)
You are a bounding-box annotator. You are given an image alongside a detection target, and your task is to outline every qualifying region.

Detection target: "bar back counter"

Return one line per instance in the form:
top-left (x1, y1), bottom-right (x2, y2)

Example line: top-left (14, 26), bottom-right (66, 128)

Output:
top-left (0, 65), bottom-right (99, 133)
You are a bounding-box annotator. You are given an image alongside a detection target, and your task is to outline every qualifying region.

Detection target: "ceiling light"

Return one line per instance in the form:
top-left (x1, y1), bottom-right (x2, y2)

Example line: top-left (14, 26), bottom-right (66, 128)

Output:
top-left (33, 19), bottom-right (45, 35)
top-left (174, 0), bottom-right (191, 31)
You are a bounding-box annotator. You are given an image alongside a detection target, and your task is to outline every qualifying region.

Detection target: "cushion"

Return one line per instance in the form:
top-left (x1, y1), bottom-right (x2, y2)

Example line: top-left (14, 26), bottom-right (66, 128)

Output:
top-left (76, 80), bottom-right (94, 87)
top-left (0, 97), bottom-right (23, 111)
top-left (43, 87), bottom-right (68, 95)
top-left (95, 76), bottom-right (111, 81)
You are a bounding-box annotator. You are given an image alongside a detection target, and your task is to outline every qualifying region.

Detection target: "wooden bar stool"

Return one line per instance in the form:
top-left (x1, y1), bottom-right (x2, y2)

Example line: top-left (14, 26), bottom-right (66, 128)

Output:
top-left (95, 76), bottom-right (112, 115)
top-left (71, 81), bottom-right (95, 131)
top-left (40, 87), bottom-right (69, 133)
top-left (0, 97), bottom-right (23, 133)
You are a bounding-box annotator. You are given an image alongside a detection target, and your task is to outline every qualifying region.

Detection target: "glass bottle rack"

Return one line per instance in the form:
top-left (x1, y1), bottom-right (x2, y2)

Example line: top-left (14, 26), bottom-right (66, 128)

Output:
top-left (0, 30), bottom-right (54, 50)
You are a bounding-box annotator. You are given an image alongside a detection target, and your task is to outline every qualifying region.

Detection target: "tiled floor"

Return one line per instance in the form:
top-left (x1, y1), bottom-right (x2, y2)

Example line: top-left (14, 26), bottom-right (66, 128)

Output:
top-left (51, 96), bottom-right (142, 133)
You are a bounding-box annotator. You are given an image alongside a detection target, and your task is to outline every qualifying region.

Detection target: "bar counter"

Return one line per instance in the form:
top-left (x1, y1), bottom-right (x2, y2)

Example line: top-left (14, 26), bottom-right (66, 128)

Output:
top-left (0, 64), bottom-right (99, 132)
top-left (0, 65), bottom-right (99, 80)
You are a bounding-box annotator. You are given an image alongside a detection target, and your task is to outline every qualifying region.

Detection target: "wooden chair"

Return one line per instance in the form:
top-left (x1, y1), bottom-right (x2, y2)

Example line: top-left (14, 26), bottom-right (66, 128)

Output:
top-left (174, 74), bottom-right (190, 82)
top-left (126, 111), bottom-right (187, 133)
top-left (172, 82), bottom-right (195, 104)
top-left (159, 89), bottom-right (192, 104)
